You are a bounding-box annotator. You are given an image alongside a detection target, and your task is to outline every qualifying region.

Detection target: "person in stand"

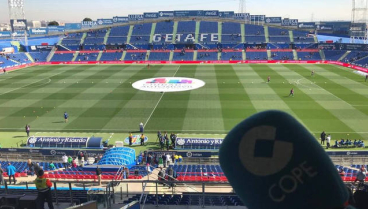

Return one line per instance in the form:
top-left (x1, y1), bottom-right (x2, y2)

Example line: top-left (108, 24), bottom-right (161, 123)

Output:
top-left (158, 168), bottom-right (165, 185)
top-left (140, 134), bottom-right (145, 146)
top-left (62, 154), bottom-right (68, 169)
top-left (289, 88), bottom-right (294, 97)
top-left (49, 162), bottom-right (56, 171)
top-left (96, 166), bottom-right (102, 186)
top-left (320, 131), bottom-right (326, 145)
top-left (6, 163), bottom-right (16, 185)
top-left (84, 152), bottom-right (89, 165)
top-left (167, 166), bottom-right (175, 188)
top-left (67, 156), bottom-right (73, 167)
top-left (72, 158), bottom-right (77, 168)
top-left (128, 133), bottom-right (133, 146)
top-left (64, 112), bottom-right (69, 123)
top-left (267, 76), bottom-right (271, 83)
top-left (162, 154), bottom-right (167, 168)
top-left (34, 170), bottom-right (54, 209)
top-left (0, 164), bottom-right (4, 185)
top-left (25, 124), bottom-right (30, 137)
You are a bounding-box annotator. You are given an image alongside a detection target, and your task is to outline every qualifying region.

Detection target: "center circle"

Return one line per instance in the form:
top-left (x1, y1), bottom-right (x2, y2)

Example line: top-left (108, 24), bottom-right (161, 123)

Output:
top-left (132, 77), bottom-right (206, 93)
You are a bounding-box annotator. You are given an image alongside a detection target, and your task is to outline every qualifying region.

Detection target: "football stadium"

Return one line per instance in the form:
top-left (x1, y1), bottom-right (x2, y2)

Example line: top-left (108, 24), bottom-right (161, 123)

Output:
top-left (0, 0), bottom-right (368, 208)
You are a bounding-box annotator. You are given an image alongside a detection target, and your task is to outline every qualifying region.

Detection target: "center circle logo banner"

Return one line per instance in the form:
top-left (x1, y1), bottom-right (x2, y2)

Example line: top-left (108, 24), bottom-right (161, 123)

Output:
top-left (132, 77), bottom-right (205, 93)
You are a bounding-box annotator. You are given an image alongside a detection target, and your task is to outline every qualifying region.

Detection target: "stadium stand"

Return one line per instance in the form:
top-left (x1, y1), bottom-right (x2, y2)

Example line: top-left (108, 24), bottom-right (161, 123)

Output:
top-left (125, 52), bottom-right (147, 61)
top-left (297, 51), bottom-right (321, 60)
top-left (246, 51), bottom-right (268, 60)
top-left (99, 51), bottom-right (123, 61)
top-left (50, 53), bottom-right (74, 62)
top-left (177, 21), bottom-right (196, 33)
top-left (148, 52), bottom-right (170, 61)
top-left (221, 52), bottom-right (243, 61)
top-left (199, 21), bottom-right (218, 33)
top-left (270, 51), bottom-right (294, 60)
top-left (324, 50), bottom-right (347, 61)
top-left (155, 21), bottom-right (174, 34)
top-left (172, 52), bottom-right (194, 61)
top-left (197, 52), bottom-right (218, 60)
top-left (132, 23), bottom-right (152, 36)
top-left (29, 52), bottom-right (48, 62)
top-left (75, 53), bottom-right (99, 61)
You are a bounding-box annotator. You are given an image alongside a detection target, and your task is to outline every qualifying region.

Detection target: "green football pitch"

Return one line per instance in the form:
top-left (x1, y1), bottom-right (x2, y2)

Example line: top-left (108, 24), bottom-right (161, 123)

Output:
top-left (0, 64), bottom-right (367, 148)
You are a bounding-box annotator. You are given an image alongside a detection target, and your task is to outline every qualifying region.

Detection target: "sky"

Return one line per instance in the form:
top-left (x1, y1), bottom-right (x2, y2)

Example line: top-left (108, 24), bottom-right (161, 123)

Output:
top-left (0, 0), bottom-right (353, 23)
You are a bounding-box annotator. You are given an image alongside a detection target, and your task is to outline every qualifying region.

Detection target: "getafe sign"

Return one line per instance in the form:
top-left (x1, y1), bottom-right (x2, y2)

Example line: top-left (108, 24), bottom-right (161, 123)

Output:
top-left (152, 33), bottom-right (219, 43)
top-left (132, 77), bottom-right (205, 93)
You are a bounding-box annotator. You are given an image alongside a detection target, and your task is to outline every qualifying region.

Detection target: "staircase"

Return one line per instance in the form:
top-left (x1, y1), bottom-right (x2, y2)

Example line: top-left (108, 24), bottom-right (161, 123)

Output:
top-left (149, 23), bottom-right (156, 43)
top-left (319, 50), bottom-right (326, 61)
top-left (195, 21), bottom-right (200, 44)
top-left (264, 26), bottom-right (270, 43)
top-left (71, 51), bottom-right (79, 62)
top-left (25, 52), bottom-right (34, 63)
top-left (193, 50), bottom-right (197, 61)
top-left (46, 46), bottom-right (57, 62)
top-left (218, 22), bottom-right (222, 43)
top-left (80, 32), bottom-right (87, 45)
top-left (57, 44), bottom-right (72, 51)
top-left (292, 50), bottom-right (298, 60)
top-left (242, 50), bottom-right (246, 61)
top-left (96, 51), bottom-right (103, 61)
top-left (127, 25), bottom-right (134, 44)
top-left (169, 51), bottom-right (174, 61)
top-left (172, 21), bottom-right (178, 44)
top-left (267, 50), bottom-right (272, 60)
top-left (121, 51), bottom-right (127, 61)
top-left (241, 24), bottom-right (245, 43)
top-left (103, 28), bottom-right (111, 45)
top-left (145, 50), bottom-right (150, 61)
top-left (289, 31), bottom-right (294, 43)
top-left (339, 51), bottom-right (351, 61)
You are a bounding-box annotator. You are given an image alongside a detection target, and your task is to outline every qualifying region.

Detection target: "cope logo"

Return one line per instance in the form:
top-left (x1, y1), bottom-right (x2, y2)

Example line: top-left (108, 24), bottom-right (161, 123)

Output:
top-left (238, 126), bottom-right (293, 176)
top-left (132, 77), bottom-right (205, 93)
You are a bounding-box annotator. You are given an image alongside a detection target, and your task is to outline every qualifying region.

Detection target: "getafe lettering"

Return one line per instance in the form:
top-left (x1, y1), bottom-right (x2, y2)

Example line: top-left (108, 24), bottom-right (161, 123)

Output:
top-left (152, 33), bottom-right (219, 43)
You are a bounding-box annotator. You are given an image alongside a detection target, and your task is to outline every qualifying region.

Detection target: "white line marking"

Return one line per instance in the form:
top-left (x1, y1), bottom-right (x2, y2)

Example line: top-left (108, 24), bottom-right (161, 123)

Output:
top-left (0, 71), bottom-right (64, 96)
top-left (144, 66), bottom-right (181, 128)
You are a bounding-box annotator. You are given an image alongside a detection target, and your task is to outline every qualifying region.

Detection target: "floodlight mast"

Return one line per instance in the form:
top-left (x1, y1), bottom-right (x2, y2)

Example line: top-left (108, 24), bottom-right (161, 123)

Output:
top-left (8, 0), bottom-right (27, 45)
top-left (351, 0), bottom-right (368, 43)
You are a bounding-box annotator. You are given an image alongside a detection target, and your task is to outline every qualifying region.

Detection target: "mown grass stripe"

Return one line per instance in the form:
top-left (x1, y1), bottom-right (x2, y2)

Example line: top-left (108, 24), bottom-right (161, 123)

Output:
top-left (214, 65), bottom-right (257, 131)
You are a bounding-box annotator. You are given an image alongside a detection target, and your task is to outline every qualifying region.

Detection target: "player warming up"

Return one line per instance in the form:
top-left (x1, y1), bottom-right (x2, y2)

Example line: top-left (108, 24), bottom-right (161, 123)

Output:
top-left (267, 76), bottom-right (270, 83)
top-left (365, 74), bottom-right (368, 82)
top-left (311, 70), bottom-right (315, 77)
top-left (147, 64), bottom-right (150, 70)
top-left (289, 88), bottom-right (294, 97)
top-left (64, 112), bottom-right (69, 123)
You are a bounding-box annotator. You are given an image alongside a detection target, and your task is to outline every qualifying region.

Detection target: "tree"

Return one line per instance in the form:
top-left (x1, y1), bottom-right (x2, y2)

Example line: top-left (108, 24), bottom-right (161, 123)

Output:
top-left (48, 21), bottom-right (59, 26)
top-left (83, 18), bottom-right (92, 22)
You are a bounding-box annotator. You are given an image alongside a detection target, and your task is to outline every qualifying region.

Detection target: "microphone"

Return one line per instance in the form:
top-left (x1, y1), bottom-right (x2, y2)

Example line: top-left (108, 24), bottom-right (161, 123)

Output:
top-left (219, 110), bottom-right (355, 209)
